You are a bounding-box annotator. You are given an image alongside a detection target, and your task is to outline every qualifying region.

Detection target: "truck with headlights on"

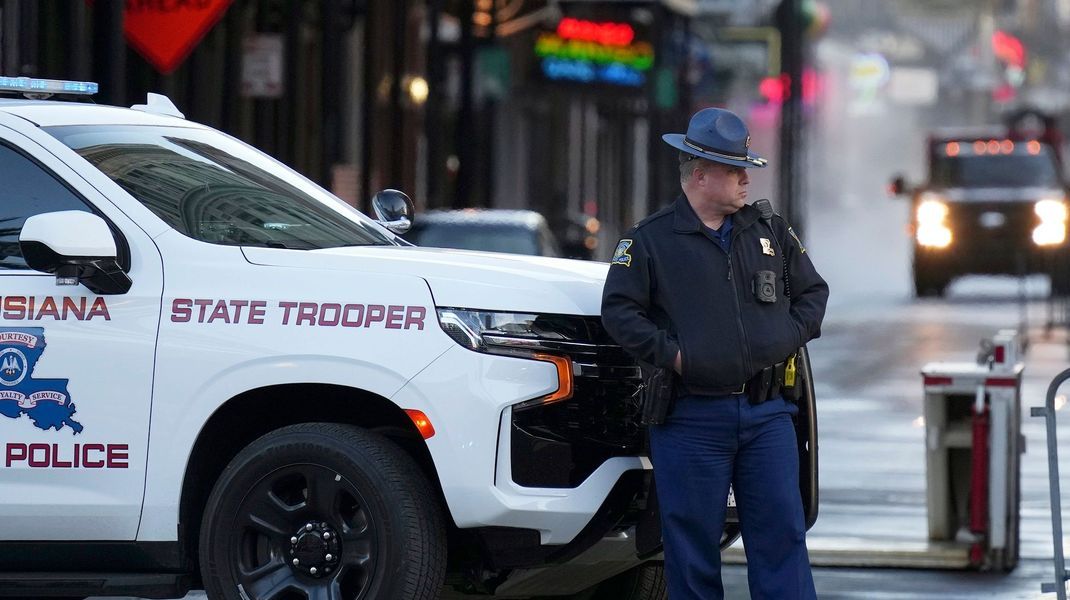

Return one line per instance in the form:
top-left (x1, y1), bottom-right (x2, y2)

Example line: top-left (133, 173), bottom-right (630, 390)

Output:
top-left (0, 78), bottom-right (820, 600)
top-left (890, 126), bottom-right (1070, 297)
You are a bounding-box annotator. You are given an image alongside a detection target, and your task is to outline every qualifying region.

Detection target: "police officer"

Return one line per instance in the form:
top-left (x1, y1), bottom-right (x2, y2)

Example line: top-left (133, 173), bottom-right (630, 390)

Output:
top-left (601, 107), bottom-right (828, 600)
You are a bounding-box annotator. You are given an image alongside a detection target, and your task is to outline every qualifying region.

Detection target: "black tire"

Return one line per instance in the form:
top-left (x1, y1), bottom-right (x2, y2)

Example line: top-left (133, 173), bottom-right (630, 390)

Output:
top-left (199, 423), bottom-right (446, 600)
top-left (569, 563), bottom-right (668, 600)
top-left (1051, 263), bottom-right (1070, 297)
top-left (913, 266), bottom-right (949, 297)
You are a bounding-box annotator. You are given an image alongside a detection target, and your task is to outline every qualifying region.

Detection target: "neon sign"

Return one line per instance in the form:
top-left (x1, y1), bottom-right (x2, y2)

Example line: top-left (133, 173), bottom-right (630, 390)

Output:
top-left (557, 17), bottom-right (634, 46)
top-left (535, 17), bottom-right (653, 88)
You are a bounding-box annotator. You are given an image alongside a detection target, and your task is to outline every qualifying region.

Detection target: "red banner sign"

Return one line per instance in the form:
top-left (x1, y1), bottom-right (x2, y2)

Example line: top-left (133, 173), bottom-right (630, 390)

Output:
top-left (124, 0), bottom-right (233, 74)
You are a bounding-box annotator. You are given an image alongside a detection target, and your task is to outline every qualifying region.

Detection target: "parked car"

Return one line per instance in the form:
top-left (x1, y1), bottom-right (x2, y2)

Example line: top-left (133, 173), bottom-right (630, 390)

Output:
top-left (405, 208), bottom-right (563, 257)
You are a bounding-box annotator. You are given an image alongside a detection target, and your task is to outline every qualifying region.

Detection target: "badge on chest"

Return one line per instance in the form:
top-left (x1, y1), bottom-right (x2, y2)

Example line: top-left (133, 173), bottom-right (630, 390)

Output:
top-left (759, 238), bottom-right (775, 256)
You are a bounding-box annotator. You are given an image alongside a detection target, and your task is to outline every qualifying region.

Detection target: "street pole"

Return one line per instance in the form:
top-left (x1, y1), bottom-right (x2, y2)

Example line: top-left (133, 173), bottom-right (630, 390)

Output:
top-left (1, 0), bottom-right (18, 76)
top-left (454, 0), bottom-right (475, 208)
top-left (777, 0), bottom-right (805, 233)
top-left (389, 0), bottom-right (407, 188)
top-left (92, 0), bottom-right (126, 107)
top-left (322, 0), bottom-right (344, 187)
top-left (425, 0), bottom-right (443, 208)
top-left (359, 0), bottom-right (376, 212)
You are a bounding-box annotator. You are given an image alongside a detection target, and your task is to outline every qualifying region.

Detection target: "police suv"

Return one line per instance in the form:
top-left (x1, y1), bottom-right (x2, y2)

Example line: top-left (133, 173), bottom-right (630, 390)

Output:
top-left (0, 78), bottom-right (816, 600)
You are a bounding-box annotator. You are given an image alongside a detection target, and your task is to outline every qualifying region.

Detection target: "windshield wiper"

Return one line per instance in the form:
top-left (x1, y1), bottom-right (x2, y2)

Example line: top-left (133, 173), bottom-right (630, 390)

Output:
top-left (262, 240), bottom-right (306, 250)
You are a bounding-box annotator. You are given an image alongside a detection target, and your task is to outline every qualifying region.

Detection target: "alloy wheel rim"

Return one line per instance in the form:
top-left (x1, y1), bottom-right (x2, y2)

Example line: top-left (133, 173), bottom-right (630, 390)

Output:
top-left (231, 464), bottom-right (378, 600)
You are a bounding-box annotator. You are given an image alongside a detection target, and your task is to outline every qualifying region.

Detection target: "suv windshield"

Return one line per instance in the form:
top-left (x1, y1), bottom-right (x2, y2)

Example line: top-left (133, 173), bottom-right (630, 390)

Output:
top-left (45, 125), bottom-right (395, 249)
top-left (930, 145), bottom-right (1061, 188)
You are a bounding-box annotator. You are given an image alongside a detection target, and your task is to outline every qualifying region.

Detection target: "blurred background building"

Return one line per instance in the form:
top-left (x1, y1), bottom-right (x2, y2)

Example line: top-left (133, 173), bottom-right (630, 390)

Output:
top-left (0, 0), bottom-right (829, 259)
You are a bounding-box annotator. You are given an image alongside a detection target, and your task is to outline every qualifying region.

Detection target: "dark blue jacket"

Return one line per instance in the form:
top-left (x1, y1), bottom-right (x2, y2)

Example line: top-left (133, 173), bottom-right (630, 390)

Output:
top-left (601, 197), bottom-right (828, 394)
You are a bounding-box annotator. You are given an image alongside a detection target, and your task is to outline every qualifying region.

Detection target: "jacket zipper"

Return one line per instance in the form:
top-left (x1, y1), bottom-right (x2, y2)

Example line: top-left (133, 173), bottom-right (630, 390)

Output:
top-left (726, 249), bottom-right (753, 376)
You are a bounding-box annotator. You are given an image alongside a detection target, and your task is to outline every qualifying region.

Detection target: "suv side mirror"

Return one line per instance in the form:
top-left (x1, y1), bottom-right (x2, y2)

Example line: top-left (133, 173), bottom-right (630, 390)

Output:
top-left (19, 211), bottom-right (132, 295)
top-left (888, 174), bottom-right (907, 197)
top-left (372, 188), bottom-right (415, 234)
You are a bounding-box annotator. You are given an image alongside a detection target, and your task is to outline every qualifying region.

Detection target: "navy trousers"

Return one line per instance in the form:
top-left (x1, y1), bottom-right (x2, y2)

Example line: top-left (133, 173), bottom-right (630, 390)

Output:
top-left (648, 394), bottom-right (816, 600)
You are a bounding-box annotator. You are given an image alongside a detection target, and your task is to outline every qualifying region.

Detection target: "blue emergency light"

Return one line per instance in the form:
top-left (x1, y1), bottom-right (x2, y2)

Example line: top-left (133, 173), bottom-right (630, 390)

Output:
top-left (0, 77), bottom-right (98, 96)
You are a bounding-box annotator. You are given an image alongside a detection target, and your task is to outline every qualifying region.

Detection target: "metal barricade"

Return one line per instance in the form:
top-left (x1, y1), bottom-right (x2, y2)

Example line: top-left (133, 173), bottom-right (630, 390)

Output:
top-left (1034, 368), bottom-right (1070, 598)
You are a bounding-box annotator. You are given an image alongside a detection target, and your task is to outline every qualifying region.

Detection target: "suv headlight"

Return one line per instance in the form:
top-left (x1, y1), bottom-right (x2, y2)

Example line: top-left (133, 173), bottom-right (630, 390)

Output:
top-left (1033, 198), bottom-right (1068, 246)
top-left (916, 195), bottom-right (948, 224)
top-left (1035, 198), bottom-right (1068, 223)
top-left (436, 308), bottom-right (582, 408)
top-left (915, 193), bottom-right (952, 249)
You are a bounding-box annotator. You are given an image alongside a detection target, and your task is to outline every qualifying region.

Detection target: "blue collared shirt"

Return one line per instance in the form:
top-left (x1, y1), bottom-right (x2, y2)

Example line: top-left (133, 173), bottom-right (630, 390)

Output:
top-left (703, 213), bottom-right (733, 254)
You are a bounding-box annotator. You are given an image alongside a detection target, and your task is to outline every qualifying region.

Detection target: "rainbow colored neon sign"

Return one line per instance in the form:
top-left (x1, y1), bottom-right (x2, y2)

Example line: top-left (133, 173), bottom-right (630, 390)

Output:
top-left (535, 17), bottom-right (654, 87)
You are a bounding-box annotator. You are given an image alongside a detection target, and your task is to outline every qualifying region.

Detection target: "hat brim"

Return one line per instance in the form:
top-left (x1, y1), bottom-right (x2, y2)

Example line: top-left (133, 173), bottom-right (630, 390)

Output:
top-left (662, 133), bottom-right (768, 168)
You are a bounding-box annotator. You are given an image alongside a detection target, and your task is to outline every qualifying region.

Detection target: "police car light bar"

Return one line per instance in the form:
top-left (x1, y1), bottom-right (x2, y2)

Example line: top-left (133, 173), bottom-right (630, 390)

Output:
top-left (0, 76), bottom-right (98, 96)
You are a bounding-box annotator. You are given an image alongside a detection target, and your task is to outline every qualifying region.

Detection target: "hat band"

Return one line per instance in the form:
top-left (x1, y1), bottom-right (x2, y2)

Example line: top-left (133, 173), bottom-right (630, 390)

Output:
top-left (684, 137), bottom-right (749, 162)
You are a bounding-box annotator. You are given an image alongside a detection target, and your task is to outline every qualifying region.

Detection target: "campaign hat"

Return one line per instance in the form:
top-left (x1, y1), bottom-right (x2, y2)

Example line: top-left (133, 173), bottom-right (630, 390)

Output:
top-left (662, 107), bottom-right (767, 168)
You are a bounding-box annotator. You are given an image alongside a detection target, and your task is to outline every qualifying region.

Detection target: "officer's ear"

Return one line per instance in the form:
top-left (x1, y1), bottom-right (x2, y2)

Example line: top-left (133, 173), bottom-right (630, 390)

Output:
top-left (692, 161), bottom-right (711, 184)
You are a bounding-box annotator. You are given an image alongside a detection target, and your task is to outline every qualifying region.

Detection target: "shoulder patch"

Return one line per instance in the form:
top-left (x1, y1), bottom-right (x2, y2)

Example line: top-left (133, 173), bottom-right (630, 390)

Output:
top-left (787, 226), bottom-right (807, 254)
top-left (611, 239), bottom-right (633, 267)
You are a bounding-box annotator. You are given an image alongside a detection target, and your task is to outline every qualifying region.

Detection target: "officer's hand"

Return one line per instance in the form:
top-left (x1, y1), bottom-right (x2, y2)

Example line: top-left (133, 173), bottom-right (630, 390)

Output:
top-left (674, 351), bottom-right (682, 375)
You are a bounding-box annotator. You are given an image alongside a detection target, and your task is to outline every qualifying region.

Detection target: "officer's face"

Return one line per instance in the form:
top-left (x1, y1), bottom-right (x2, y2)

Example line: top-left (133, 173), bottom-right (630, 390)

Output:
top-left (702, 162), bottom-right (749, 211)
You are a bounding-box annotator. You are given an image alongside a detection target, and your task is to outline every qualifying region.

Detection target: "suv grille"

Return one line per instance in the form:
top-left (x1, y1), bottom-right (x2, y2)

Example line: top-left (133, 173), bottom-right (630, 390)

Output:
top-left (949, 201), bottom-right (1034, 244)
top-left (510, 318), bottom-right (645, 488)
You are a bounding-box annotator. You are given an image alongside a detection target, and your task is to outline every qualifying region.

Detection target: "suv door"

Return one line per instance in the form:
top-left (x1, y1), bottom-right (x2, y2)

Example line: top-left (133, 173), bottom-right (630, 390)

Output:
top-left (0, 129), bottom-right (162, 540)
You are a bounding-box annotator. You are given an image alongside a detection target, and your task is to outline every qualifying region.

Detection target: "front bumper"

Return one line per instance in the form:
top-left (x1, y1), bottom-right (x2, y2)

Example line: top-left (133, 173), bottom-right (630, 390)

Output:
top-left (390, 343), bottom-right (649, 545)
top-left (915, 202), bottom-right (1069, 275)
top-left (915, 240), bottom-right (1066, 276)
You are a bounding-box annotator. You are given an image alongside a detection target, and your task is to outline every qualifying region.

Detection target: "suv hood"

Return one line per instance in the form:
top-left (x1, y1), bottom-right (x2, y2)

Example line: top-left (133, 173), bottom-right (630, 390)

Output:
top-left (243, 246), bottom-right (609, 315)
top-left (935, 186), bottom-right (1065, 202)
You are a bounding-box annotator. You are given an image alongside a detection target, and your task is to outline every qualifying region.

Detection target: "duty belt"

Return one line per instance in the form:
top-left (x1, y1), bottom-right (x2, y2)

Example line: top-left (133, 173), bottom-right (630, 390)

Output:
top-left (682, 358), bottom-right (795, 401)
top-left (741, 360), bottom-right (791, 405)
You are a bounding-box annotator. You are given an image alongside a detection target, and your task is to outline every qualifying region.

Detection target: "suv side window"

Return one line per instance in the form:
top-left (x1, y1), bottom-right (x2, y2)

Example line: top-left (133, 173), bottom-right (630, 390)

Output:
top-left (0, 143), bottom-right (93, 270)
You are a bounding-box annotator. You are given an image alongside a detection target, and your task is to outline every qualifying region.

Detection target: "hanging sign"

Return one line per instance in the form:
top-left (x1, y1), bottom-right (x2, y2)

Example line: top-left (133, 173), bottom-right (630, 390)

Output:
top-left (241, 34), bottom-right (284, 98)
top-left (124, 0), bottom-right (234, 74)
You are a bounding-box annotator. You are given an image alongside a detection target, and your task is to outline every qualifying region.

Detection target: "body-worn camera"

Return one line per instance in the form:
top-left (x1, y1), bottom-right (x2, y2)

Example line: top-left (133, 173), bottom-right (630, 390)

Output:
top-left (753, 270), bottom-right (777, 303)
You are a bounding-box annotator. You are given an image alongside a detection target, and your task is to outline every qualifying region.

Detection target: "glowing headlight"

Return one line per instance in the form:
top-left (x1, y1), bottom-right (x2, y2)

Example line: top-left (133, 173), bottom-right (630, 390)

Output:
top-left (917, 225), bottom-right (952, 248)
top-left (917, 198), bottom-right (949, 224)
top-left (1033, 224), bottom-right (1066, 246)
top-left (1035, 199), bottom-right (1069, 223)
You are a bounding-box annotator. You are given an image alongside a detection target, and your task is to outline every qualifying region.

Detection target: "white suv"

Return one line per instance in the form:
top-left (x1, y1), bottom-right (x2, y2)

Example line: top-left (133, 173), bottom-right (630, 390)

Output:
top-left (0, 79), bottom-right (692, 599)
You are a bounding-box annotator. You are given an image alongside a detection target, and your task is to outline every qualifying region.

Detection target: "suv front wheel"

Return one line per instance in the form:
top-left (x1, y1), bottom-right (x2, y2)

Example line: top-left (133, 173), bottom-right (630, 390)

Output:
top-left (569, 563), bottom-right (668, 599)
top-left (199, 423), bottom-right (446, 600)
top-left (913, 263), bottom-right (950, 297)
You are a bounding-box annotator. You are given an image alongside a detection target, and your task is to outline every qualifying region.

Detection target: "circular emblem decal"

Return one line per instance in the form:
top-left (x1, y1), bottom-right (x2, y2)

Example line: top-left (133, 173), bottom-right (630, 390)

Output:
top-left (0, 347), bottom-right (27, 387)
